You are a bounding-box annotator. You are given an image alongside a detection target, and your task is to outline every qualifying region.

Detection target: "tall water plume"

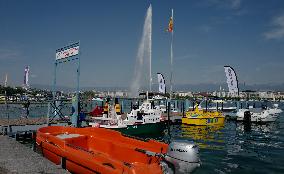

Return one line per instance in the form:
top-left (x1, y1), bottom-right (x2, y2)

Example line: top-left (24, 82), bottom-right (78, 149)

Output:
top-left (130, 4), bottom-right (152, 97)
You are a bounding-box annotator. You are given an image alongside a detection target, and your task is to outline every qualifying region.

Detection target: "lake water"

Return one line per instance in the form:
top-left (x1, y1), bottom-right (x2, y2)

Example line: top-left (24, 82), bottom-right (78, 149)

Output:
top-left (1, 101), bottom-right (283, 174)
top-left (166, 102), bottom-right (284, 174)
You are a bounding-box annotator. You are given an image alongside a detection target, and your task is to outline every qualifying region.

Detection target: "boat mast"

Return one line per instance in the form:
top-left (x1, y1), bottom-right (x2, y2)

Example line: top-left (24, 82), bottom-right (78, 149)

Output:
top-left (170, 9), bottom-right (174, 99)
top-left (4, 74), bottom-right (9, 122)
top-left (149, 4), bottom-right (152, 92)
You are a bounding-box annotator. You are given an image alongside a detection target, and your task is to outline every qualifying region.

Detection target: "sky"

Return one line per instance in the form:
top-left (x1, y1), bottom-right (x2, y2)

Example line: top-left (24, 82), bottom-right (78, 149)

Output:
top-left (0, 0), bottom-right (284, 90)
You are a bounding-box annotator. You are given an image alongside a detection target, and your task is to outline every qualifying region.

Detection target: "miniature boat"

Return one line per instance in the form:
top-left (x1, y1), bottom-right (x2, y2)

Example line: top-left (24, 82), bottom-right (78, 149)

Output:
top-left (182, 104), bottom-right (225, 126)
top-left (36, 126), bottom-right (200, 174)
top-left (89, 93), bottom-right (167, 136)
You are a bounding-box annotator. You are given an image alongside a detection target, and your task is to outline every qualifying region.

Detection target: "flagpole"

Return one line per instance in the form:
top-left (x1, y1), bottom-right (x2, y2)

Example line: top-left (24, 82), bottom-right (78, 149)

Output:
top-left (4, 74), bottom-right (9, 122)
top-left (170, 9), bottom-right (174, 99)
top-left (149, 4), bottom-right (152, 92)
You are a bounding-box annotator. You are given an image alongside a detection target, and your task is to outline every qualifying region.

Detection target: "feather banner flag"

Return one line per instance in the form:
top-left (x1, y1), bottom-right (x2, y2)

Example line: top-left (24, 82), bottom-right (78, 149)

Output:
top-left (224, 66), bottom-right (239, 96)
top-left (24, 66), bottom-right (29, 89)
top-left (157, 73), bottom-right (166, 94)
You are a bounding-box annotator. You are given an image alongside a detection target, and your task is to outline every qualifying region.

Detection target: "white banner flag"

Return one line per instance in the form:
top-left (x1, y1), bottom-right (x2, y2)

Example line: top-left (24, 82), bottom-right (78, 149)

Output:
top-left (224, 66), bottom-right (239, 95)
top-left (157, 73), bottom-right (166, 94)
top-left (24, 66), bottom-right (29, 88)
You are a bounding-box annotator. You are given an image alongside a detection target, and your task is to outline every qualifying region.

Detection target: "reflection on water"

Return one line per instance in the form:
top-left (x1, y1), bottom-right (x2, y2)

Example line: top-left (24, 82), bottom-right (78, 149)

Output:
top-left (166, 103), bottom-right (284, 173)
top-left (181, 124), bottom-right (225, 150)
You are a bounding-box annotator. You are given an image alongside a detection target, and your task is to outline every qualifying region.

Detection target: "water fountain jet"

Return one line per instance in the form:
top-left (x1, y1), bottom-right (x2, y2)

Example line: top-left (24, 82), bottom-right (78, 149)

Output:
top-left (130, 4), bottom-right (152, 97)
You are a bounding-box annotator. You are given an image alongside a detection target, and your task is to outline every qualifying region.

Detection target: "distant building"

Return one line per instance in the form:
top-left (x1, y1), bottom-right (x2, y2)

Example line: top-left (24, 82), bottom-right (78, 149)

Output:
top-left (96, 91), bottom-right (128, 98)
top-left (176, 91), bottom-right (193, 97)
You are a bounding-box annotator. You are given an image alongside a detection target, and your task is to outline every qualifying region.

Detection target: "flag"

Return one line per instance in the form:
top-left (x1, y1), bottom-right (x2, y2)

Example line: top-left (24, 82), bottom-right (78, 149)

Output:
top-left (167, 17), bottom-right (173, 32)
top-left (4, 74), bottom-right (8, 87)
top-left (224, 66), bottom-right (239, 96)
top-left (157, 73), bottom-right (166, 94)
top-left (167, 9), bottom-right (174, 32)
top-left (24, 66), bottom-right (29, 89)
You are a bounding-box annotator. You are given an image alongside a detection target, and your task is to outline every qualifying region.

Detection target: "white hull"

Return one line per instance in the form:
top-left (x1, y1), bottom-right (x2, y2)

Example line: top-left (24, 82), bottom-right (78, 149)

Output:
top-left (89, 98), bottom-right (163, 128)
top-left (236, 108), bottom-right (278, 122)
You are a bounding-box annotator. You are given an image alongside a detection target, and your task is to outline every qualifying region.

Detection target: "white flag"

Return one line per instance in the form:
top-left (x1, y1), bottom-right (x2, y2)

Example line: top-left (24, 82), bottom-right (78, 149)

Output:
top-left (24, 66), bottom-right (29, 89)
top-left (157, 73), bottom-right (166, 94)
top-left (224, 66), bottom-right (239, 95)
top-left (4, 74), bottom-right (8, 87)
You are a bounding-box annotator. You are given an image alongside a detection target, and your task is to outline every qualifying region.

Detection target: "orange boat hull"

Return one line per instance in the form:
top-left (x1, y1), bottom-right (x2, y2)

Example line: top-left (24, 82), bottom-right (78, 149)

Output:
top-left (36, 126), bottom-right (168, 174)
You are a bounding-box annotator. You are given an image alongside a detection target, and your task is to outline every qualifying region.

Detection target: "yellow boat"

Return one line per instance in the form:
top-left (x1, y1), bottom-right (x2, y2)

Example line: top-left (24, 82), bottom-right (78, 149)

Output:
top-left (182, 105), bottom-right (225, 125)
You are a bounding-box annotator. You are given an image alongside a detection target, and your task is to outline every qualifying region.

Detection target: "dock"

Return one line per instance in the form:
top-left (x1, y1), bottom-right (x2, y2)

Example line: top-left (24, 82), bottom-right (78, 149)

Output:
top-left (0, 135), bottom-right (70, 174)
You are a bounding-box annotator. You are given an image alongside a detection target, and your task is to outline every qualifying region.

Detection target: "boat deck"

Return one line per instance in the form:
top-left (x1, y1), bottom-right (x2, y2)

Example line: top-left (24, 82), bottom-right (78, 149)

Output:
top-left (0, 135), bottom-right (70, 174)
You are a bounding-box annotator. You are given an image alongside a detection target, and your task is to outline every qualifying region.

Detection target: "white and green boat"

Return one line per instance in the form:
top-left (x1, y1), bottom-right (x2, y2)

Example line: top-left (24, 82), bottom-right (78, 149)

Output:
top-left (89, 95), bottom-right (167, 136)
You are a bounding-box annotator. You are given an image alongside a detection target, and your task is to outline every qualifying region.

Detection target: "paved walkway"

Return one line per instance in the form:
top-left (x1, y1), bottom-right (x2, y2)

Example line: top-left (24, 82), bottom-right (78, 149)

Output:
top-left (0, 136), bottom-right (70, 174)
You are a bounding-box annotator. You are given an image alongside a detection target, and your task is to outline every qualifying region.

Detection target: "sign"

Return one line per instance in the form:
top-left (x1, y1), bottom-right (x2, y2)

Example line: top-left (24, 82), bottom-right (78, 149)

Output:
top-left (56, 43), bottom-right (79, 60)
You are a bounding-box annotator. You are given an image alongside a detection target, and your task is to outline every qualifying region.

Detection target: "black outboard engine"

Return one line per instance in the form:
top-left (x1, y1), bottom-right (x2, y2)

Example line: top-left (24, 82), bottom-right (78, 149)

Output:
top-left (243, 111), bottom-right (251, 123)
top-left (162, 140), bottom-right (200, 174)
top-left (243, 111), bottom-right (251, 132)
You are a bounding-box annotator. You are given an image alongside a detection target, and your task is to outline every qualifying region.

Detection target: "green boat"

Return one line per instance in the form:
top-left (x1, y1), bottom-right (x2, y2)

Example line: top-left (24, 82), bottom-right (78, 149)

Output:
top-left (89, 96), bottom-right (168, 136)
top-left (114, 121), bottom-right (168, 136)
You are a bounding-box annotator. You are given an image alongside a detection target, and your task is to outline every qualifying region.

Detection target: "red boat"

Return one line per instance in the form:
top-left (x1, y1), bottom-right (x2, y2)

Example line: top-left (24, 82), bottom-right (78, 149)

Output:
top-left (36, 126), bottom-right (200, 174)
top-left (88, 105), bottom-right (103, 117)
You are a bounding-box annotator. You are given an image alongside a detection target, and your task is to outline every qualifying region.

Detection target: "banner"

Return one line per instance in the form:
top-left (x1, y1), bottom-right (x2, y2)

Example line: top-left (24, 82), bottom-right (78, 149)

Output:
top-left (157, 73), bottom-right (166, 94)
top-left (224, 66), bottom-right (239, 95)
top-left (4, 74), bottom-right (8, 87)
top-left (56, 43), bottom-right (79, 60)
top-left (24, 66), bottom-right (29, 88)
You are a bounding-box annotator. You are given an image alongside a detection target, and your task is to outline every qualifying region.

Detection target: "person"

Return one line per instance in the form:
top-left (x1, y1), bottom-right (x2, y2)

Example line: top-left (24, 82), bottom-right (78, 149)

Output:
top-left (114, 98), bottom-right (121, 115)
top-left (103, 99), bottom-right (109, 117)
top-left (22, 100), bottom-right (30, 118)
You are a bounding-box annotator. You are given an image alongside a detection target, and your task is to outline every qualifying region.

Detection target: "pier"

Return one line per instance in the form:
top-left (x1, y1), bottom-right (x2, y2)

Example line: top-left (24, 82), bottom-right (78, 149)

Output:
top-left (0, 135), bottom-right (70, 174)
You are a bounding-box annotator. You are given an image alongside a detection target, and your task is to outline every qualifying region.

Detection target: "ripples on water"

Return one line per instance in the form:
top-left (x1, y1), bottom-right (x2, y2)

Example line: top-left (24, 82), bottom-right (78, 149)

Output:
top-left (0, 103), bottom-right (71, 119)
top-left (167, 103), bottom-right (284, 174)
top-left (1, 102), bottom-right (284, 173)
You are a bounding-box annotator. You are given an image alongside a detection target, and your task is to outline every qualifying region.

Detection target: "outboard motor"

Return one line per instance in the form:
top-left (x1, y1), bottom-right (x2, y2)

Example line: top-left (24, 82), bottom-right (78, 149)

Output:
top-left (163, 140), bottom-right (200, 174)
top-left (243, 111), bottom-right (251, 132)
top-left (243, 111), bottom-right (251, 123)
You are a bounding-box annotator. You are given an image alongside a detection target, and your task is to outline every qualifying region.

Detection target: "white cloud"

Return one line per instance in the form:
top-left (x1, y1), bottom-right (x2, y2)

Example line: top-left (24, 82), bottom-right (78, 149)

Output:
top-left (264, 14), bottom-right (284, 40)
top-left (231, 0), bottom-right (241, 10)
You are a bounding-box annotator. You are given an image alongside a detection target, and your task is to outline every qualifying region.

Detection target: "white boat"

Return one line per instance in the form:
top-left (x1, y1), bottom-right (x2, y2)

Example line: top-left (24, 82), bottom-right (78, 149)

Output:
top-left (267, 104), bottom-right (283, 115)
top-left (158, 104), bottom-right (167, 113)
top-left (124, 98), bottom-right (163, 125)
top-left (89, 92), bottom-right (166, 135)
top-left (236, 107), bottom-right (278, 122)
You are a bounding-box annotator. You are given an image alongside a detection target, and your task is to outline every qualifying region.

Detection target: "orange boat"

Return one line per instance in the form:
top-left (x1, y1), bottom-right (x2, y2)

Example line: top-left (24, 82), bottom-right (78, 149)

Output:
top-left (36, 126), bottom-right (200, 174)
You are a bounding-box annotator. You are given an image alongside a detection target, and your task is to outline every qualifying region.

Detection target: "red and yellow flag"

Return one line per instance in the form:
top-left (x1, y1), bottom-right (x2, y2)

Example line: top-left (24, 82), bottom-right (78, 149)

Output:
top-left (167, 17), bottom-right (173, 32)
